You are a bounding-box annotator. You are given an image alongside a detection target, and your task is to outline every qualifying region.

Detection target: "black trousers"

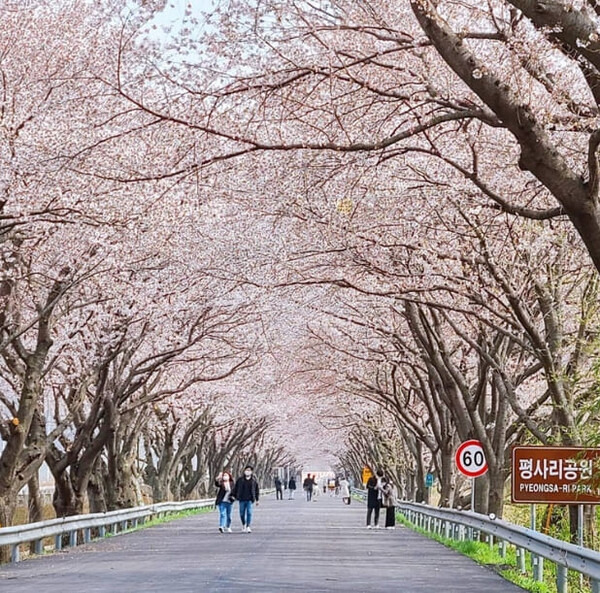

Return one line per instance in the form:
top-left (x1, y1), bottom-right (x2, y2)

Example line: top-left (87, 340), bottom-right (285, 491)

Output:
top-left (366, 505), bottom-right (380, 526)
top-left (385, 506), bottom-right (395, 527)
top-left (276, 489), bottom-right (283, 500)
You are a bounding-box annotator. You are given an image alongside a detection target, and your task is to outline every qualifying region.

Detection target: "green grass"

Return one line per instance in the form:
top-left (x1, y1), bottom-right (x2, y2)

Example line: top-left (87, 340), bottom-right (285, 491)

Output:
top-left (121, 505), bottom-right (214, 533)
top-left (397, 513), bottom-right (592, 593)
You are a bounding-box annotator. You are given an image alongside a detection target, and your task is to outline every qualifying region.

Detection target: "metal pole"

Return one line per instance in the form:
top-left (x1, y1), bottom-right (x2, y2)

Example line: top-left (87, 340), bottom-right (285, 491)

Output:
top-left (530, 503), bottom-right (537, 575)
top-left (471, 478), bottom-right (475, 512)
top-left (578, 504), bottom-right (585, 589)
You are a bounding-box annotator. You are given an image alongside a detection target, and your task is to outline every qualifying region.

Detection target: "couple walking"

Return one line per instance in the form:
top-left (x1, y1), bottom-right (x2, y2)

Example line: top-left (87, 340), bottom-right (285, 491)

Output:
top-left (366, 469), bottom-right (397, 529)
top-left (214, 465), bottom-right (260, 533)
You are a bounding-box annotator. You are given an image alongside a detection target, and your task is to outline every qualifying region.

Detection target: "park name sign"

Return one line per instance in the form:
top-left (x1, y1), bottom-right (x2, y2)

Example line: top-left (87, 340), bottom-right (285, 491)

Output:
top-left (512, 446), bottom-right (600, 504)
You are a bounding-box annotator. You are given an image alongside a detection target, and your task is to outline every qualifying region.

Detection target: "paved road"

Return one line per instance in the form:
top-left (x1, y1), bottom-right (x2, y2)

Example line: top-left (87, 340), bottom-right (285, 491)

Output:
top-left (0, 493), bottom-right (525, 592)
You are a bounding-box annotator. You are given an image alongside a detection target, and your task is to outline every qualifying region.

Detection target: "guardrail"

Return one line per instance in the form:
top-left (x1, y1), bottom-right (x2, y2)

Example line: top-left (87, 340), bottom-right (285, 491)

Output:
top-left (0, 498), bottom-right (214, 563)
top-left (351, 489), bottom-right (600, 593)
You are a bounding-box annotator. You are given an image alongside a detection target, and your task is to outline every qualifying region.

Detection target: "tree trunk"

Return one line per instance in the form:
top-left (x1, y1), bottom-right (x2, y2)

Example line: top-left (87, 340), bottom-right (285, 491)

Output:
top-left (0, 495), bottom-right (16, 563)
top-left (27, 474), bottom-right (44, 555)
top-left (87, 460), bottom-right (108, 514)
top-left (51, 469), bottom-right (80, 518)
top-left (438, 449), bottom-right (456, 508)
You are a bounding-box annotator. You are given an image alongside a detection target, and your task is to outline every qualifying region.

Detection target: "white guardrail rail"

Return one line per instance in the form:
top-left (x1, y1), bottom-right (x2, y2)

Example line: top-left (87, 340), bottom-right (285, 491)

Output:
top-left (0, 498), bottom-right (214, 563)
top-left (352, 488), bottom-right (600, 593)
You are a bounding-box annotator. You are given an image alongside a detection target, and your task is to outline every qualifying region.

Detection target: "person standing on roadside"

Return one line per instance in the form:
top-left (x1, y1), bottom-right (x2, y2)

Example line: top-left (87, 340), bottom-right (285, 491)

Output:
top-left (366, 470), bottom-right (383, 528)
top-left (381, 475), bottom-right (398, 529)
top-left (340, 476), bottom-right (351, 505)
top-left (233, 465), bottom-right (260, 532)
top-left (215, 471), bottom-right (235, 533)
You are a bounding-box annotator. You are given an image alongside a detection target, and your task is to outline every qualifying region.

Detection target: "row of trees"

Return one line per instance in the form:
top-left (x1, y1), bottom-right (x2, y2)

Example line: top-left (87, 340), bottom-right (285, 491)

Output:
top-left (5, 0), bottom-right (600, 554)
top-left (0, 2), bottom-right (294, 564)
top-left (121, 0), bottom-right (600, 529)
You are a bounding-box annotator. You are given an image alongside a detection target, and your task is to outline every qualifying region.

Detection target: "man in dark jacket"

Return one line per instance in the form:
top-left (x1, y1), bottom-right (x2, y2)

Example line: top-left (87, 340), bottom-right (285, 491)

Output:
top-left (366, 469), bottom-right (383, 528)
top-left (233, 465), bottom-right (260, 532)
top-left (274, 476), bottom-right (283, 500)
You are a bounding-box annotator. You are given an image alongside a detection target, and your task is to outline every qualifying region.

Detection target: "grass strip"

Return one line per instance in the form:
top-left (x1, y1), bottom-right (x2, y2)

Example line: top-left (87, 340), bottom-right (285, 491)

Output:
top-left (397, 513), bottom-right (592, 593)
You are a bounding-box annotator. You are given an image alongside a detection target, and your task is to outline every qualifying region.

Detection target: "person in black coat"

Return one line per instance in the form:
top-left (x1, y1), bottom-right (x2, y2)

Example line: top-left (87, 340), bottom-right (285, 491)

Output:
top-left (366, 469), bottom-right (384, 528)
top-left (288, 476), bottom-right (297, 500)
top-left (233, 465), bottom-right (260, 532)
top-left (274, 476), bottom-right (283, 500)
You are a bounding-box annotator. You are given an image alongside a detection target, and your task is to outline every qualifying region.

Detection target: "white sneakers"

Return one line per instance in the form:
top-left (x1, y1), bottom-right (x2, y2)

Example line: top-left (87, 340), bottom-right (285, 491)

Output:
top-left (246, 526), bottom-right (252, 533)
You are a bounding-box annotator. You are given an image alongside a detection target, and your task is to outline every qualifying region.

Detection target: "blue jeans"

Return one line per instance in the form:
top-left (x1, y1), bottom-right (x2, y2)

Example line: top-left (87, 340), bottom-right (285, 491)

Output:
top-left (239, 500), bottom-right (254, 527)
top-left (218, 502), bottom-right (232, 528)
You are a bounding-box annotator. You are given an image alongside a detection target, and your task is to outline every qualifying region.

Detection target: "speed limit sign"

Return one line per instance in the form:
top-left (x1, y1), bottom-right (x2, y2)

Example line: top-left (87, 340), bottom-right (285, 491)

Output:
top-left (455, 440), bottom-right (488, 478)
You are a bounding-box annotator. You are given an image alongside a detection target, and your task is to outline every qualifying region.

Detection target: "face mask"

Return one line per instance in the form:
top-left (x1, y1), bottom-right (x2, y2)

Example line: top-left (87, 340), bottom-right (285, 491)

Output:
top-left (244, 470), bottom-right (252, 477)
top-left (223, 476), bottom-right (229, 482)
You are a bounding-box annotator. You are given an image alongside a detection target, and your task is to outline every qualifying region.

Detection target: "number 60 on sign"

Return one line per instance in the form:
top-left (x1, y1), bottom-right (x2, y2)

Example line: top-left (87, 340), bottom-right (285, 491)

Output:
top-left (455, 440), bottom-right (488, 478)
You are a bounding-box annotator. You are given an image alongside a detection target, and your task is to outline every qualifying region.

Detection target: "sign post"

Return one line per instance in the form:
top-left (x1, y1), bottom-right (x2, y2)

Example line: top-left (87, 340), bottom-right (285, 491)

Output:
top-left (455, 440), bottom-right (488, 513)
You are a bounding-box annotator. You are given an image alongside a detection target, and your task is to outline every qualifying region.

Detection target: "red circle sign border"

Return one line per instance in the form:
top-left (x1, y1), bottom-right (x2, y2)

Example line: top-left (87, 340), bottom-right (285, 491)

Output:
top-left (455, 439), bottom-right (488, 478)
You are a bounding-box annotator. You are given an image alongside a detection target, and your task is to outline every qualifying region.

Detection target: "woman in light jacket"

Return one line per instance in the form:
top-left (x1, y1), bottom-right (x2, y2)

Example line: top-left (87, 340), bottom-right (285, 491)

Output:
top-left (381, 476), bottom-right (398, 529)
top-left (340, 477), bottom-right (351, 505)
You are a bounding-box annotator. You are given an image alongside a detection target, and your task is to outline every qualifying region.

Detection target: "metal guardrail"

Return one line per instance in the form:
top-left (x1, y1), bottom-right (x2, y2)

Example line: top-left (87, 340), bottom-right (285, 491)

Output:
top-left (0, 498), bottom-right (214, 563)
top-left (351, 489), bottom-right (600, 593)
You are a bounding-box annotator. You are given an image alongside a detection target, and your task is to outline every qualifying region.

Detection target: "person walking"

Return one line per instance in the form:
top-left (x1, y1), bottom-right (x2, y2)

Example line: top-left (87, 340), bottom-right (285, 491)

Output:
top-left (366, 470), bottom-right (383, 528)
top-left (288, 476), bottom-right (297, 499)
top-left (381, 475), bottom-right (398, 529)
top-left (233, 465), bottom-right (260, 532)
top-left (303, 473), bottom-right (316, 502)
top-left (274, 476), bottom-right (283, 500)
top-left (340, 476), bottom-right (351, 505)
top-left (215, 471), bottom-right (235, 533)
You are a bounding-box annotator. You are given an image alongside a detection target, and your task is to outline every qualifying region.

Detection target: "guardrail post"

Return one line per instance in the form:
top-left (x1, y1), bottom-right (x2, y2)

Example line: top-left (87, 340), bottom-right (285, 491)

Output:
top-left (34, 538), bottom-right (43, 555)
top-left (499, 540), bottom-right (507, 559)
top-left (516, 547), bottom-right (526, 573)
top-left (444, 521), bottom-right (451, 539)
top-left (120, 521), bottom-right (127, 532)
top-left (486, 534), bottom-right (494, 549)
top-left (591, 579), bottom-right (600, 593)
top-left (55, 534), bottom-right (62, 551)
top-left (532, 555), bottom-right (543, 581)
top-left (556, 565), bottom-right (568, 593)
top-left (99, 525), bottom-right (106, 538)
top-left (458, 525), bottom-right (465, 541)
top-left (69, 530), bottom-right (77, 548)
top-left (11, 544), bottom-right (20, 563)
top-left (84, 527), bottom-right (91, 544)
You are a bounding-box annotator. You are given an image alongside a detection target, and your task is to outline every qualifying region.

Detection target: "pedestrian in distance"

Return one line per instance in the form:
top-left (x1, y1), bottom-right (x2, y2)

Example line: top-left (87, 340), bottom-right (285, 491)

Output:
top-left (340, 476), bottom-right (351, 505)
top-left (233, 465), bottom-right (260, 533)
top-left (381, 475), bottom-right (398, 529)
top-left (288, 476), bottom-right (297, 499)
top-left (303, 473), bottom-right (316, 502)
top-left (275, 476), bottom-right (283, 500)
top-left (215, 471), bottom-right (235, 533)
top-left (366, 470), bottom-right (383, 528)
